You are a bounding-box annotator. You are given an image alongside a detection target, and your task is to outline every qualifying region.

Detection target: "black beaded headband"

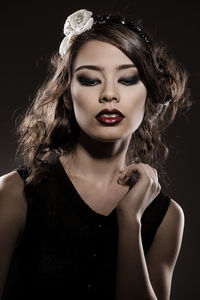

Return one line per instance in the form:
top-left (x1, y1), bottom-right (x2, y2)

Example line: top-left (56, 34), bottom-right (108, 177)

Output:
top-left (93, 14), bottom-right (152, 46)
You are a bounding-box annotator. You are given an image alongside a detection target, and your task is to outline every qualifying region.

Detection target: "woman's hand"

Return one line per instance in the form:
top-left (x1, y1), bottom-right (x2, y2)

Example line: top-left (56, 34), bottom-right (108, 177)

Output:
top-left (117, 163), bottom-right (161, 221)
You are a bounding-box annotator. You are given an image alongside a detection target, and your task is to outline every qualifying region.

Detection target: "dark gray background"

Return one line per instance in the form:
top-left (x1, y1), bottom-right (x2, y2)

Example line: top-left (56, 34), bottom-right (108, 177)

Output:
top-left (0, 0), bottom-right (199, 299)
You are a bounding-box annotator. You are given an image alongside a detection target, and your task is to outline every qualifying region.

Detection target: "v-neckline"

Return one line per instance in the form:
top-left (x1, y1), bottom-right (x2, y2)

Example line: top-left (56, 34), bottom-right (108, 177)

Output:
top-left (55, 156), bottom-right (117, 220)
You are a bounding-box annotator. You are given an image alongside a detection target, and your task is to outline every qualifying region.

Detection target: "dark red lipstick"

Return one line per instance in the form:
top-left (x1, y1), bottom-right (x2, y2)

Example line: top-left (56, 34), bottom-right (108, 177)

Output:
top-left (95, 109), bottom-right (125, 125)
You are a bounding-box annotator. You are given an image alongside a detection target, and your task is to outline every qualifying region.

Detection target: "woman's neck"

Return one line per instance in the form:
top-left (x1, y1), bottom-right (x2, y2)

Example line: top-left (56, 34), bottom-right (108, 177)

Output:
top-left (61, 131), bottom-right (132, 188)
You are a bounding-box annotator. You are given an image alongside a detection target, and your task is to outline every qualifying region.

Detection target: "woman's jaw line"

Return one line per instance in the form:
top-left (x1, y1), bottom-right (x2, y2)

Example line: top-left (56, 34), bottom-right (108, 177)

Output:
top-left (75, 129), bottom-right (132, 158)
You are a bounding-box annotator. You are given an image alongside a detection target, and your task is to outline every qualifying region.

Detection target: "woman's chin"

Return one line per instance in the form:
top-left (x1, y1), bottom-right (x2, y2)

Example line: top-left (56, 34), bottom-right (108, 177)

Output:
top-left (88, 132), bottom-right (132, 143)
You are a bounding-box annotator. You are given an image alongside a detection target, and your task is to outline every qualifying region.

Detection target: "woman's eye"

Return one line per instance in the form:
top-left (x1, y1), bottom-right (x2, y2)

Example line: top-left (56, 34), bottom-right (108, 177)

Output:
top-left (77, 75), bottom-right (101, 86)
top-left (119, 76), bottom-right (140, 86)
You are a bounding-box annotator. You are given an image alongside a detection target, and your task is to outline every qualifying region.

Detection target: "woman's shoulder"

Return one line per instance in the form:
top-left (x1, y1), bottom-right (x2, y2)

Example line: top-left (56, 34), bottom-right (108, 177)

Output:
top-left (164, 197), bottom-right (184, 228)
top-left (0, 171), bottom-right (27, 232)
top-left (0, 170), bottom-right (25, 197)
top-left (150, 193), bottom-right (185, 238)
top-left (157, 191), bottom-right (184, 222)
top-left (141, 190), bottom-right (184, 234)
top-left (0, 171), bottom-right (27, 291)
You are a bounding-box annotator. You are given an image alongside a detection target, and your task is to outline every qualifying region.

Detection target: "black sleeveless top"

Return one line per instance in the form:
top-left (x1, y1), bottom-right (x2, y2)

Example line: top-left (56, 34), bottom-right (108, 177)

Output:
top-left (3, 154), bottom-right (171, 300)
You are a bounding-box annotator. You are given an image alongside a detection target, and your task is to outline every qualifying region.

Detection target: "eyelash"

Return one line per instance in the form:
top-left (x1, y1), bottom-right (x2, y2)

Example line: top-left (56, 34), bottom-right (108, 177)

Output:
top-left (77, 75), bottom-right (139, 86)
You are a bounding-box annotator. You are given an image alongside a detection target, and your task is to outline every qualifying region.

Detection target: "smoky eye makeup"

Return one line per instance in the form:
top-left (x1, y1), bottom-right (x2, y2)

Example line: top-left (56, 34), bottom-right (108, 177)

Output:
top-left (118, 75), bottom-right (140, 85)
top-left (76, 74), bottom-right (101, 86)
top-left (75, 73), bottom-right (140, 86)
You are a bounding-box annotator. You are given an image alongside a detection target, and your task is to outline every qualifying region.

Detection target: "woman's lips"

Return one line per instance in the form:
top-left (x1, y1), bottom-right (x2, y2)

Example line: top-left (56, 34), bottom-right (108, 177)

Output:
top-left (95, 113), bottom-right (124, 125)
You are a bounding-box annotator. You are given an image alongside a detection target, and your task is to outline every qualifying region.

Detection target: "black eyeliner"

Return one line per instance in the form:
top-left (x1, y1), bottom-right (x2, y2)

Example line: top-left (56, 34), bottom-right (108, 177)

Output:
top-left (77, 75), bottom-right (101, 86)
top-left (119, 75), bottom-right (140, 85)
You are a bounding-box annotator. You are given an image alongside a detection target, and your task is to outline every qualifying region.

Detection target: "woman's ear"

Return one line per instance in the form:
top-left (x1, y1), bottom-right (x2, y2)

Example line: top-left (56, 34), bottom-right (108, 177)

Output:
top-left (63, 94), bottom-right (73, 110)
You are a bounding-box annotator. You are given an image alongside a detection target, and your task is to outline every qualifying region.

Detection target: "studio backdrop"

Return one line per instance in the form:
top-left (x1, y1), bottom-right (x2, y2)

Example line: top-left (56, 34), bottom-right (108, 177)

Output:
top-left (0, 1), bottom-right (199, 299)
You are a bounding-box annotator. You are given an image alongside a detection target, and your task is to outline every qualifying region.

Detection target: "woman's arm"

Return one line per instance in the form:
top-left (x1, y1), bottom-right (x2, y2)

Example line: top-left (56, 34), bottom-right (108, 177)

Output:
top-left (115, 198), bottom-right (184, 300)
top-left (0, 171), bottom-right (27, 299)
top-left (115, 163), bottom-right (184, 300)
top-left (145, 199), bottom-right (184, 299)
top-left (116, 211), bottom-right (157, 300)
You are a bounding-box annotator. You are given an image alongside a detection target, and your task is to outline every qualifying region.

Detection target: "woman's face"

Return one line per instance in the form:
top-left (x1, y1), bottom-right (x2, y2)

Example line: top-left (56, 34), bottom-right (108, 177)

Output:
top-left (69, 40), bottom-right (147, 142)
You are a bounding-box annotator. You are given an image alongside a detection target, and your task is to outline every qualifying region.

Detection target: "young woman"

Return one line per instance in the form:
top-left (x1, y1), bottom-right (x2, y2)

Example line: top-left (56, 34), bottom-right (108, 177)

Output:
top-left (0, 9), bottom-right (192, 300)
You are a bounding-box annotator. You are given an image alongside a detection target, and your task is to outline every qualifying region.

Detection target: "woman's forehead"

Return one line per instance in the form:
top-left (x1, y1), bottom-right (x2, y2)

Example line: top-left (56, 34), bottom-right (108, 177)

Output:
top-left (73, 40), bottom-right (134, 70)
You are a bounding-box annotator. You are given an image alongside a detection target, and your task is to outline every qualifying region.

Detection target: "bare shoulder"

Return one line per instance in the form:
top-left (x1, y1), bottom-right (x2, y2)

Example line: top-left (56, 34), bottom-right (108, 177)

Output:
top-left (0, 170), bottom-right (27, 233)
top-left (0, 170), bottom-right (25, 195)
top-left (164, 198), bottom-right (185, 229)
top-left (155, 197), bottom-right (185, 243)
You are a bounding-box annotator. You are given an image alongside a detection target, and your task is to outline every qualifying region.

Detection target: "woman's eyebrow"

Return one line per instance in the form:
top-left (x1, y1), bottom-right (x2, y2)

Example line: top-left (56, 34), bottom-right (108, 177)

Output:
top-left (74, 65), bottom-right (102, 72)
top-left (117, 64), bottom-right (136, 70)
top-left (74, 64), bottom-right (136, 73)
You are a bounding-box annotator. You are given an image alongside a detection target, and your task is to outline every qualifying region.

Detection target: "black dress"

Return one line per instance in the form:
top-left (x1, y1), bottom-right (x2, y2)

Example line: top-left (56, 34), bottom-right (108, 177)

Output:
top-left (3, 153), bottom-right (171, 300)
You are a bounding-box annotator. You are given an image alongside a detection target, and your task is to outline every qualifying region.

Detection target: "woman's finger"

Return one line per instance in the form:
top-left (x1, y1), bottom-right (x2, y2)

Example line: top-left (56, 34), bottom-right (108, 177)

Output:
top-left (119, 164), bottom-right (138, 179)
top-left (143, 164), bottom-right (157, 181)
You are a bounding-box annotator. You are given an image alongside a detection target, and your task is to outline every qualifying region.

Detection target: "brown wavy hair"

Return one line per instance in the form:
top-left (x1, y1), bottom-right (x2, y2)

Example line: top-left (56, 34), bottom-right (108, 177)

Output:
top-left (15, 18), bottom-right (192, 188)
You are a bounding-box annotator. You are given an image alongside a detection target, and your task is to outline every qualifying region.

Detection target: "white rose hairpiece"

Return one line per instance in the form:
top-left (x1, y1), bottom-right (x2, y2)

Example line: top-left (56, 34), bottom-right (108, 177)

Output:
top-left (59, 9), bottom-right (94, 59)
top-left (59, 9), bottom-right (152, 59)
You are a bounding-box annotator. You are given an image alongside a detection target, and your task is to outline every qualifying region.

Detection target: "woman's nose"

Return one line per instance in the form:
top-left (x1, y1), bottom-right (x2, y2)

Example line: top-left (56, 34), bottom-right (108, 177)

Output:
top-left (99, 81), bottom-right (120, 103)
